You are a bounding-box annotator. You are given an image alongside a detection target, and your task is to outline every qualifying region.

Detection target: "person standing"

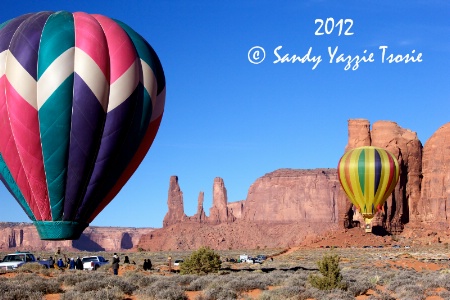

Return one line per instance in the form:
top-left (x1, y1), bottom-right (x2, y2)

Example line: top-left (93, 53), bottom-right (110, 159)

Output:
top-left (112, 253), bottom-right (120, 275)
top-left (69, 258), bottom-right (75, 269)
top-left (75, 257), bottom-right (83, 270)
top-left (49, 256), bottom-right (55, 268)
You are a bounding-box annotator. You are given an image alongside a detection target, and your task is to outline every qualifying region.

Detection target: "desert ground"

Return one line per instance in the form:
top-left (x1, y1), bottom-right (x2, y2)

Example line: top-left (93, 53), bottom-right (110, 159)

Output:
top-left (1, 227), bottom-right (450, 300)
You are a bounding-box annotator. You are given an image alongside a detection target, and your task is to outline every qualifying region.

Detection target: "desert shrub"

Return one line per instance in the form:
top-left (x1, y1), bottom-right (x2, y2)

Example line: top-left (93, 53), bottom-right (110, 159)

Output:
top-left (123, 272), bottom-right (160, 287)
top-left (346, 278), bottom-right (375, 297)
top-left (224, 273), bottom-right (273, 292)
top-left (393, 283), bottom-right (425, 300)
top-left (438, 290), bottom-right (450, 300)
top-left (62, 285), bottom-right (124, 300)
top-left (136, 277), bottom-right (185, 299)
top-left (307, 253), bottom-right (347, 290)
top-left (2, 289), bottom-right (43, 300)
top-left (385, 270), bottom-right (421, 292)
top-left (173, 274), bottom-right (199, 286)
top-left (259, 286), bottom-right (306, 300)
top-left (17, 262), bottom-right (46, 273)
top-left (303, 285), bottom-right (354, 300)
top-left (107, 276), bottom-right (138, 295)
top-left (58, 272), bottom-right (91, 286)
top-left (284, 272), bottom-right (309, 287)
top-left (76, 277), bottom-right (109, 292)
top-left (154, 285), bottom-right (188, 300)
top-left (187, 274), bottom-right (217, 291)
top-left (420, 271), bottom-right (448, 289)
top-left (341, 269), bottom-right (375, 297)
top-left (24, 277), bottom-right (62, 294)
top-left (180, 246), bottom-right (221, 275)
top-left (367, 291), bottom-right (396, 300)
top-left (202, 285), bottom-right (238, 300)
top-left (136, 279), bottom-right (187, 300)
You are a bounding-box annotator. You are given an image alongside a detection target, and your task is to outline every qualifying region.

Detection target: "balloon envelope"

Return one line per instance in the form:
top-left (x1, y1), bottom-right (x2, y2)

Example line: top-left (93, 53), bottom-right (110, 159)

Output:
top-left (0, 11), bottom-right (165, 240)
top-left (337, 146), bottom-right (399, 225)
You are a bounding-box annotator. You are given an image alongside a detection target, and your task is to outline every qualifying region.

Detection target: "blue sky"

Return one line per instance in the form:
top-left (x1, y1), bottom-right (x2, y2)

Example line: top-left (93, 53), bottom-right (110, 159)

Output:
top-left (1, 1), bottom-right (449, 228)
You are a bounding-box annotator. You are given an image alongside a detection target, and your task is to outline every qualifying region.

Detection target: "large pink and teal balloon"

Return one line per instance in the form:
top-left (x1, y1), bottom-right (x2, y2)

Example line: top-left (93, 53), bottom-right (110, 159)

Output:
top-left (338, 146), bottom-right (399, 227)
top-left (0, 11), bottom-right (165, 240)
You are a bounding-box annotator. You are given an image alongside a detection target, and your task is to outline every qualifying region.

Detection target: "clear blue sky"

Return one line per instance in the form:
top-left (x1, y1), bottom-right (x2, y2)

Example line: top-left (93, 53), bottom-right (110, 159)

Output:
top-left (0, 1), bottom-right (449, 228)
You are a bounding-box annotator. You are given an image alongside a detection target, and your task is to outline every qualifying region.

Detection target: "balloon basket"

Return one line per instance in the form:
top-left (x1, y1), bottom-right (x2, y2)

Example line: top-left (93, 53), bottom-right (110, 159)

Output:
top-left (363, 216), bottom-right (373, 233)
top-left (34, 221), bottom-right (89, 240)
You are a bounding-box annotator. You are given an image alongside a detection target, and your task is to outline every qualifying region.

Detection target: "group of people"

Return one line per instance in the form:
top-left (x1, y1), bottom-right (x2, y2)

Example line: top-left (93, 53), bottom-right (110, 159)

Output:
top-left (143, 259), bottom-right (152, 271)
top-left (44, 253), bottom-right (153, 275)
top-left (48, 256), bottom-right (83, 270)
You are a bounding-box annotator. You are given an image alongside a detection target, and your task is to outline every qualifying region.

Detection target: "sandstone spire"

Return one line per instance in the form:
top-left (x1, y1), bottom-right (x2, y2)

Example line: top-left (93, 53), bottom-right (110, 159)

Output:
top-left (162, 176), bottom-right (187, 227)
top-left (209, 177), bottom-right (235, 223)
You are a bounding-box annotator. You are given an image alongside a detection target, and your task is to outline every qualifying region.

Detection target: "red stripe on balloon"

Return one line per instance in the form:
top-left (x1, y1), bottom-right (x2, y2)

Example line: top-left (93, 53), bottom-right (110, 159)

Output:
top-left (5, 81), bottom-right (51, 220)
top-left (91, 14), bottom-right (136, 84)
top-left (343, 153), bottom-right (355, 197)
top-left (73, 12), bottom-right (109, 78)
top-left (0, 75), bottom-right (37, 217)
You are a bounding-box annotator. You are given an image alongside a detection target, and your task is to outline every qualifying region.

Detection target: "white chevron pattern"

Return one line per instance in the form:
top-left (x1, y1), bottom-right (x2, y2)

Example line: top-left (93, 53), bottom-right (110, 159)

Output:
top-left (74, 47), bottom-right (110, 112)
top-left (5, 52), bottom-right (37, 109)
top-left (37, 48), bottom-right (75, 110)
top-left (108, 58), bottom-right (139, 112)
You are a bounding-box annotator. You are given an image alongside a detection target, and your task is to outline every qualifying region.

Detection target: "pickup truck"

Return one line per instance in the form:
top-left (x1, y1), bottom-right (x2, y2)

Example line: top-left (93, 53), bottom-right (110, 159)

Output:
top-left (82, 256), bottom-right (109, 270)
top-left (0, 252), bottom-right (51, 270)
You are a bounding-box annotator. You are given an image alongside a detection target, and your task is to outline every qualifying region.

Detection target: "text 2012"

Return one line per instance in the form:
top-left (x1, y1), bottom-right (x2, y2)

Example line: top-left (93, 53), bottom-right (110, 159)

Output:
top-left (315, 18), bottom-right (354, 36)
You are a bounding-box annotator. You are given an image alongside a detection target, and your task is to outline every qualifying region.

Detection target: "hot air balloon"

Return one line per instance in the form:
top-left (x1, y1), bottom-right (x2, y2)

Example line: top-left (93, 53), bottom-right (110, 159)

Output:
top-left (337, 146), bottom-right (399, 232)
top-left (0, 11), bottom-right (165, 240)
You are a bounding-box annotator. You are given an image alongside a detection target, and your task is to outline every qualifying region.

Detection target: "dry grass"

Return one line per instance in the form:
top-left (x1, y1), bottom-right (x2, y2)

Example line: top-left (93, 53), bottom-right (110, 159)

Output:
top-left (1, 245), bottom-right (450, 299)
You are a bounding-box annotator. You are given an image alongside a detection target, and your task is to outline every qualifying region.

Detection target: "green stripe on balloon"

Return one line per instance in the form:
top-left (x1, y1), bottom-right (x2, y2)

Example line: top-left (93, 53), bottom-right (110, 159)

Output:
top-left (37, 11), bottom-right (74, 80)
top-left (38, 11), bottom-right (75, 221)
top-left (38, 75), bottom-right (74, 220)
top-left (358, 149), bottom-right (365, 196)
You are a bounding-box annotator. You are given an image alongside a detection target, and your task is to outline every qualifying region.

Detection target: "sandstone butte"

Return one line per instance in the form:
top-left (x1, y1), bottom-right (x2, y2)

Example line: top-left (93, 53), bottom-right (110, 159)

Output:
top-left (2, 119), bottom-right (450, 251)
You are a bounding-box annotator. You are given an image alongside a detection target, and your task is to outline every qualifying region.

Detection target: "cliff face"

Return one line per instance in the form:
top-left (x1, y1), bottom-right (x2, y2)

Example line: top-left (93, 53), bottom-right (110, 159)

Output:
top-left (243, 169), bottom-right (339, 223)
top-left (0, 222), bottom-right (154, 252)
top-left (419, 123), bottom-right (450, 227)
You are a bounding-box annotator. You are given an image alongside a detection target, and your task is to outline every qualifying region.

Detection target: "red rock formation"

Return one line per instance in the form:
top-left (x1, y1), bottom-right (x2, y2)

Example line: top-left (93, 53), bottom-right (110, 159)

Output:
top-left (346, 119), bottom-right (371, 150)
top-left (208, 177), bottom-right (235, 224)
top-left (419, 123), bottom-right (450, 228)
top-left (227, 200), bottom-right (244, 219)
top-left (243, 169), bottom-right (339, 223)
top-left (189, 192), bottom-right (207, 222)
top-left (137, 220), bottom-right (337, 251)
top-left (162, 176), bottom-right (187, 227)
top-left (0, 222), bottom-right (153, 251)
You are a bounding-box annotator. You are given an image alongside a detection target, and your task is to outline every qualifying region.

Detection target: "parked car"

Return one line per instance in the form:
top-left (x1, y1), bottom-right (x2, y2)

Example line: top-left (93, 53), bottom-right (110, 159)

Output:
top-left (82, 256), bottom-right (109, 270)
top-left (173, 259), bottom-right (184, 266)
top-left (0, 252), bottom-right (51, 270)
top-left (256, 255), bottom-right (267, 261)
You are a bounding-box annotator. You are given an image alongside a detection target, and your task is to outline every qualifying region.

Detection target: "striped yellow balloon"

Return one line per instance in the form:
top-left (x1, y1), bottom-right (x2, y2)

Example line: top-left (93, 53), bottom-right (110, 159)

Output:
top-left (338, 146), bottom-right (399, 228)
